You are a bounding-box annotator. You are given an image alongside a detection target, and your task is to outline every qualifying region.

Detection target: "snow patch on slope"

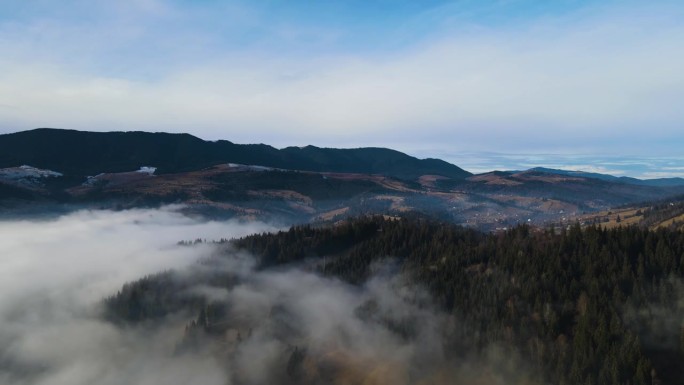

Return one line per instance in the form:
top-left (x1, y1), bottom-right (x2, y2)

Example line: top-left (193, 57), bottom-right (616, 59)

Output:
top-left (0, 165), bottom-right (63, 187)
top-left (137, 166), bottom-right (156, 175)
top-left (227, 163), bottom-right (278, 172)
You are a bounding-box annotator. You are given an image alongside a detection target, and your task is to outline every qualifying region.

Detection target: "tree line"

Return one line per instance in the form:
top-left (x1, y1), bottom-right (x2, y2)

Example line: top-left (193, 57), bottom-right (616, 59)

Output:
top-left (107, 216), bottom-right (684, 384)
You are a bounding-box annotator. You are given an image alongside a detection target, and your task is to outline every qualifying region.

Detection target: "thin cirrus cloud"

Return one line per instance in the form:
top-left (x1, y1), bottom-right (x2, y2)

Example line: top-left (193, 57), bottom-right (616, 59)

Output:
top-left (0, 0), bottom-right (682, 156)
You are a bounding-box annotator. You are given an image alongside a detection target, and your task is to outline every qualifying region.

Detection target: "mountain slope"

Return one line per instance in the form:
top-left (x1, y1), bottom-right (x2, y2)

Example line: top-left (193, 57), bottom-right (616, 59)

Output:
top-left (3, 128), bottom-right (684, 228)
top-left (0, 128), bottom-right (471, 181)
top-left (105, 217), bottom-right (684, 385)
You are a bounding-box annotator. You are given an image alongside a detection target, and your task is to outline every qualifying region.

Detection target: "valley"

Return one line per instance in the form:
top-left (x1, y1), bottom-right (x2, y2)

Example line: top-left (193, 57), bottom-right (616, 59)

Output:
top-left (2, 129), bottom-right (683, 230)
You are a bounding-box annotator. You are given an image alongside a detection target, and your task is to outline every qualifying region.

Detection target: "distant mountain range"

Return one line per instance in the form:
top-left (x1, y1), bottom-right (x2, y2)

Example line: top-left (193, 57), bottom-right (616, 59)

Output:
top-left (1, 128), bottom-right (684, 228)
top-left (0, 128), bottom-right (470, 181)
top-left (528, 167), bottom-right (684, 187)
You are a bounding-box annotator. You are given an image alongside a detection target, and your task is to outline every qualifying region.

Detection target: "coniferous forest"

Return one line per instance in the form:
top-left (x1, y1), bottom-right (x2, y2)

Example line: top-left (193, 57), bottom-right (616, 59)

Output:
top-left (106, 217), bottom-right (684, 385)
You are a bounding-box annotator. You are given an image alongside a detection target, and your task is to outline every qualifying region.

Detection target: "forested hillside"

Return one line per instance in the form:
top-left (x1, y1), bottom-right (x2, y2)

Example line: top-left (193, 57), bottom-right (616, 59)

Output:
top-left (106, 217), bottom-right (684, 385)
top-left (0, 128), bottom-right (470, 180)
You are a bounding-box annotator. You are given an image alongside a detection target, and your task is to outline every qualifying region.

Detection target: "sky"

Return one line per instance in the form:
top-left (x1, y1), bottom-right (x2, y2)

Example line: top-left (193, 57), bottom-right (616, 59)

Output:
top-left (0, 0), bottom-right (683, 177)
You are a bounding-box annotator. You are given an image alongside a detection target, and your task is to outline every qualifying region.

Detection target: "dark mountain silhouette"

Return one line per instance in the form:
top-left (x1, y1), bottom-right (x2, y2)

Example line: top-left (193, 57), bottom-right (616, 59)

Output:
top-left (0, 128), bottom-right (471, 181)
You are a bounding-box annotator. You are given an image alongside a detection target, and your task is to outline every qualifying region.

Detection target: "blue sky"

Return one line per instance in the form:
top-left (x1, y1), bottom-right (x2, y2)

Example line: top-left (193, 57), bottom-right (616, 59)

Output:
top-left (0, 0), bottom-right (683, 177)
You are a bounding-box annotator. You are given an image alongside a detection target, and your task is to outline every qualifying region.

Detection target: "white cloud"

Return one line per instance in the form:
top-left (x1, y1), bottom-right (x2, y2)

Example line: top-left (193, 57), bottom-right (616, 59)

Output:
top-left (0, 2), bottom-right (682, 154)
top-left (0, 207), bottom-right (275, 306)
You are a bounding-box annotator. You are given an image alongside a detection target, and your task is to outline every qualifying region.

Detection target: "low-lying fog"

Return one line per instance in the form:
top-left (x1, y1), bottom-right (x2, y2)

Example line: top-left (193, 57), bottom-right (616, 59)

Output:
top-left (0, 207), bottom-right (534, 385)
top-left (0, 207), bottom-right (276, 385)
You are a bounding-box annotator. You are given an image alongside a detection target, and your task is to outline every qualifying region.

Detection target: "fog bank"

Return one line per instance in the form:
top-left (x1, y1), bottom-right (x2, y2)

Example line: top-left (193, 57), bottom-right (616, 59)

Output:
top-left (0, 207), bottom-right (275, 385)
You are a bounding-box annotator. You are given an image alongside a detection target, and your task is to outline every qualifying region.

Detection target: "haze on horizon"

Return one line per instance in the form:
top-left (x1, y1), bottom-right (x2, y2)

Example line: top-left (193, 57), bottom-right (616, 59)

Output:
top-left (0, 0), bottom-right (683, 177)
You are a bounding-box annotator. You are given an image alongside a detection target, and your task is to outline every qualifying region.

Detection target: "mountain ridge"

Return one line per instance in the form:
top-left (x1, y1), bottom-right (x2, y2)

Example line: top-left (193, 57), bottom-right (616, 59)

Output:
top-left (528, 166), bottom-right (684, 187)
top-left (2, 128), bottom-right (684, 229)
top-left (0, 128), bottom-right (471, 181)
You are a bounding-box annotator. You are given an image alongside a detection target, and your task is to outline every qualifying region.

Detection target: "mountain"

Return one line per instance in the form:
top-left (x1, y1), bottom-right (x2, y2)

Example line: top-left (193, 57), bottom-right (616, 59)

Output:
top-left (462, 169), bottom-right (679, 204)
top-left (2, 128), bottom-right (684, 228)
top-left (529, 167), bottom-right (684, 187)
top-left (0, 128), bottom-right (471, 181)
